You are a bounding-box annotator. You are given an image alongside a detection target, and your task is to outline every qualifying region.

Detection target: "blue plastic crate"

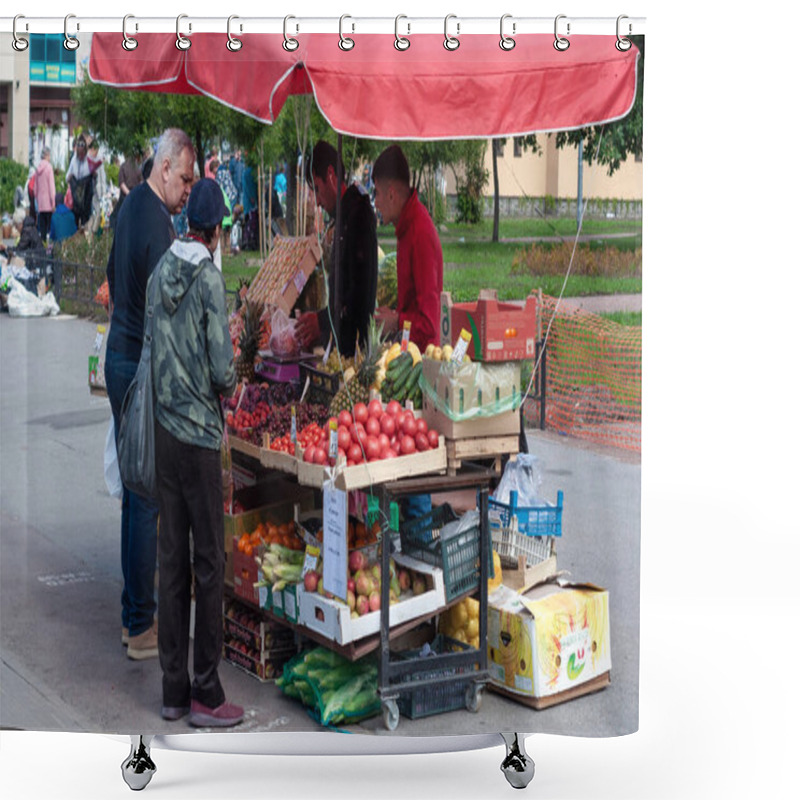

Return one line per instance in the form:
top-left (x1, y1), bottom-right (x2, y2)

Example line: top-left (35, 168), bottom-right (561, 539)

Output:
top-left (488, 490), bottom-right (563, 538)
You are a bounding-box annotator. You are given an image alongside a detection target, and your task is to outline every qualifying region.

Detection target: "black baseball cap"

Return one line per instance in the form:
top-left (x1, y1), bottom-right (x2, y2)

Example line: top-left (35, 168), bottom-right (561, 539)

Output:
top-left (187, 178), bottom-right (227, 230)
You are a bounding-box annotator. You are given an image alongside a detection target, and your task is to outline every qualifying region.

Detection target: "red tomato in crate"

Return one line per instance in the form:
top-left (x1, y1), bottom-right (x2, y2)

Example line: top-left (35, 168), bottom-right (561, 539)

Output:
top-left (313, 447), bottom-right (328, 465)
top-left (386, 400), bottom-right (402, 417)
top-left (368, 399), bottom-right (383, 419)
top-left (337, 428), bottom-right (352, 453)
top-left (377, 433), bottom-right (390, 451)
top-left (365, 437), bottom-right (381, 462)
top-left (415, 432), bottom-right (430, 452)
top-left (365, 416), bottom-right (381, 438)
top-left (338, 409), bottom-right (353, 428)
top-left (380, 414), bottom-right (396, 437)
top-left (400, 435), bottom-right (416, 455)
top-left (347, 443), bottom-right (364, 464)
top-left (402, 414), bottom-right (418, 437)
top-left (353, 402), bottom-right (369, 425)
top-left (416, 418), bottom-right (428, 436)
top-left (427, 429), bottom-right (440, 449)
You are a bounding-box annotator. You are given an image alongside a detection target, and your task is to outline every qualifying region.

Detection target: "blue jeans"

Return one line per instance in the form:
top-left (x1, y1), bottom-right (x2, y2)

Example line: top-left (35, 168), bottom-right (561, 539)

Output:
top-left (105, 347), bottom-right (159, 637)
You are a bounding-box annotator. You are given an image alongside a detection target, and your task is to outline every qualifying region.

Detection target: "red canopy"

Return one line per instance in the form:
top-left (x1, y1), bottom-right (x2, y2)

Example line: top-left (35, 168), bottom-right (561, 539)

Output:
top-left (88, 32), bottom-right (639, 139)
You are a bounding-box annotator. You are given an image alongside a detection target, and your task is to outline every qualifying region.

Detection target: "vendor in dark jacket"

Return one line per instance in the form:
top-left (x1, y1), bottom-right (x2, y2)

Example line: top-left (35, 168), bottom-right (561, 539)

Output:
top-left (295, 141), bottom-right (377, 356)
top-left (15, 214), bottom-right (45, 255)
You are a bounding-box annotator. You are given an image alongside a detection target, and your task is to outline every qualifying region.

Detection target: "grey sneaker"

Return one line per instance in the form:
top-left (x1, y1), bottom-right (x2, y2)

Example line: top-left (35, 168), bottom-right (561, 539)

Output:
top-left (189, 699), bottom-right (244, 728)
top-left (161, 705), bottom-right (191, 721)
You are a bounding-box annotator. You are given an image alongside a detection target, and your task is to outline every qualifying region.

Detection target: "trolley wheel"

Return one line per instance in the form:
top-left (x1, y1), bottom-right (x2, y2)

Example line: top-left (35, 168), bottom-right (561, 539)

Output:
top-left (382, 699), bottom-right (400, 731)
top-left (465, 683), bottom-right (483, 712)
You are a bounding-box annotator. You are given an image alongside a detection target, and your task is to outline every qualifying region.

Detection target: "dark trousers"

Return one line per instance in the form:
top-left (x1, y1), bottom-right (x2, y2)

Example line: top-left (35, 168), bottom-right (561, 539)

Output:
top-left (37, 211), bottom-right (52, 242)
top-left (154, 420), bottom-right (226, 710)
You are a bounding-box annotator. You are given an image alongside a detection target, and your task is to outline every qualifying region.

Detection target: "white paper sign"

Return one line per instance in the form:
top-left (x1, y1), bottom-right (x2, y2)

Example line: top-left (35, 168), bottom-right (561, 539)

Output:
top-left (322, 484), bottom-right (348, 602)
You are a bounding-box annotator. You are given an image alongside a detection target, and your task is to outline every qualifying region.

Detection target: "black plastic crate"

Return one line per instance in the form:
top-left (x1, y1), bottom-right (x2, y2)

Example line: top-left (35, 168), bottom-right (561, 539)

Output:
top-left (395, 634), bottom-right (479, 720)
top-left (400, 504), bottom-right (480, 602)
top-left (299, 362), bottom-right (340, 405)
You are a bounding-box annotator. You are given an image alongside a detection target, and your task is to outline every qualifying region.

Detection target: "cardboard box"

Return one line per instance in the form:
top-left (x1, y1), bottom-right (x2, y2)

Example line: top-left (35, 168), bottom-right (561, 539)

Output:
top-left (224, 480), bottom-right (315, 584)
top-left (487, 580), bottom-right (611, 707)
top-left (440, 289), bottom-right (538, 362)
top-left (232, 538), bottom-right (262, 605)
top-left (421, 357), bottom-right (522, 439)
top-left (297, 554), bottom-right (446, 645)
top-left (245, 235), bottom-right (322, 316)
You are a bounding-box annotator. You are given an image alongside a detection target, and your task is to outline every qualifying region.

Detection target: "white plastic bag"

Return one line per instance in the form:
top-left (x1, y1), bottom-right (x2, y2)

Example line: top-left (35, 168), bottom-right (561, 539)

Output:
top-left (104, 418), bottom-right (123, 500)
top-left (269, 307), bottom-right (299, 356)
top-left (493, 453), bottom-right (545, 507)
top-left (6, 277), bottom-right (60, 317)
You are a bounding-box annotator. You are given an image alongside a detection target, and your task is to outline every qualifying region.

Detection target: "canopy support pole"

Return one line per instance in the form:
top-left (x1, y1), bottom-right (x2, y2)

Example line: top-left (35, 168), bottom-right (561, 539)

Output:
top-left (333, 132), bottom-right (344, 347)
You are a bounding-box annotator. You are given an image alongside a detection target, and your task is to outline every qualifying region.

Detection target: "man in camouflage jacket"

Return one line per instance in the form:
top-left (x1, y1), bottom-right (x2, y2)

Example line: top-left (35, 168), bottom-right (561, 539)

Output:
top-left (148, 178), bottom-right (243, 728)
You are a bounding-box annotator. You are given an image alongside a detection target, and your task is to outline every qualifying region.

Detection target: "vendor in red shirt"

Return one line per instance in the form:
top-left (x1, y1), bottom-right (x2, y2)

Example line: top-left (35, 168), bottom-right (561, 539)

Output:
top-left (372, 145), bottom-right (443, 350)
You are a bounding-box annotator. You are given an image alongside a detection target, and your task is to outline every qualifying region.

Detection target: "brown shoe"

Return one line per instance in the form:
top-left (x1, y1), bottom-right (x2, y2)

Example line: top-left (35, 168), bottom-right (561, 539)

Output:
top-left (127, 626), bottom-right (158, 660)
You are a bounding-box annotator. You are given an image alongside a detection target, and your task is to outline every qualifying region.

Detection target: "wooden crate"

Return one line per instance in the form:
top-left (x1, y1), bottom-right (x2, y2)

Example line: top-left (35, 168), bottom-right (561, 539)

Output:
top-left (445, 434), bottom-right (519, 475)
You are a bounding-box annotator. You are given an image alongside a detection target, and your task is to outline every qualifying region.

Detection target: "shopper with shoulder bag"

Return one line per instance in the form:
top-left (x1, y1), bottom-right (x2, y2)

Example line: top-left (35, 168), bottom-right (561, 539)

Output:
top-left (148, 178), bottom-right (241, 727)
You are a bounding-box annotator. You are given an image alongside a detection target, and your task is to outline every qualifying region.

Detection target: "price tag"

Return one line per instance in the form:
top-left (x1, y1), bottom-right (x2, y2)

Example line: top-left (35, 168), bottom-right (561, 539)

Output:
top-left (328, 419), bottom-right (339, 461)
top-left (400, 320), bottom-right (412, 352)
top-left (302, 544), bottom-right (321, 578)
top-left (290, 405), bottom-right (297, 445)
top-left (322, 335), bottom-right (333, 365)
top-left (322, 485), bottom-right (348, 602)
top-left (451, 328), bottom-right (472, 366)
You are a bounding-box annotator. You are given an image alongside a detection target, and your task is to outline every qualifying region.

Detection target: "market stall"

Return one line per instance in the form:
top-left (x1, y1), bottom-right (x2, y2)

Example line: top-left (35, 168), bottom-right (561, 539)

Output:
top-left (82, 19), bottom-right (639, 788)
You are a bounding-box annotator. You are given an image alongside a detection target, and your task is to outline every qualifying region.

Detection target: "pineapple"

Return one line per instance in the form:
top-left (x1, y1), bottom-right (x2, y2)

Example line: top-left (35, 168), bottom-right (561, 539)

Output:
top-left (235, 298), bottom-right (263, 382)
top-left (356, 318), bottom-right (386, 392)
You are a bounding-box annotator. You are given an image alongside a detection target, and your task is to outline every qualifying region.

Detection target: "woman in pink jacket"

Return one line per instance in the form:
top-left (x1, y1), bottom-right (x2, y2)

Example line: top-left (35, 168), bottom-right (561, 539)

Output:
top-left (34, 147), bottom-right (56, 242)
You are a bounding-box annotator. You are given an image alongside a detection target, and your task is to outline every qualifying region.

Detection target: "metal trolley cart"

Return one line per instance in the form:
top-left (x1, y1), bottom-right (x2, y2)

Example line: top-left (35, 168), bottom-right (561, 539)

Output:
top-left (376, 471), bottom-right (493, 732)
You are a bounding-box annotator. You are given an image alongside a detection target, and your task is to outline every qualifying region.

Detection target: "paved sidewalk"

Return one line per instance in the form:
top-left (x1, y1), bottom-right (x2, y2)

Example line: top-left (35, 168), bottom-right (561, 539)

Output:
top-left (0, 313), bottom-right (639, 739)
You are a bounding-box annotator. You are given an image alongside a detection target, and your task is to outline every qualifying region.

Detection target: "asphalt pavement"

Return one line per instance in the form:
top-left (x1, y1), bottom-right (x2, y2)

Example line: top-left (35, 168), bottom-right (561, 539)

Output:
top-left (0, 312), bottom-right (639, 740)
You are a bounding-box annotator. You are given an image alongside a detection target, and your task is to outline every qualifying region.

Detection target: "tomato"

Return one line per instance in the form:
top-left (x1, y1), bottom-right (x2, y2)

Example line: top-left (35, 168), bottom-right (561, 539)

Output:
top-left (353, 402), bottom-right (369, 425)
top-left (386, 399), bottom-right (402, 417)
top-left (416, 418), bottom-right (428, 436)
top-left (379, 443), bottom-right (390, 460)
top-left (380, 413), bottom-right (396, 437)
top-left (368, 398), bottom-right (384, 419)
top-left (365, 416), bottom-right (381, 437)
top-left (400, 435), bottom-right (416, 455)
top-left (365, 436), bottom-right (381, 462)
top-left (303, 446), bottom-right (315, 463)
top-left (313, 447), bottom-right (328, 465)
top-left (347, 443), bottom-right (364, 464)
top-left (384, 448), bottom-right (398, 459)
top-left (415, 432), bottom-right (430, 452)
top-left (350, 423), bottom-right (366, 446)
top-left (377, 432), bottom-right (390, 450)
top-left (338, 409), bottom-right (353, 428)
top-left (337, 427), bottom-right (352, 453)
top-left (427, 429), bottom-right (439, 449)
top-left (402, 414), bottom-right (418, 437)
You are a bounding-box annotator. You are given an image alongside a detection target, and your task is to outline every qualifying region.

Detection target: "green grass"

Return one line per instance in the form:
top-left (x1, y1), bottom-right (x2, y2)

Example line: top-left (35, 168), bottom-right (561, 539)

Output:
top-left (599, 311), bottom-right (642, 327)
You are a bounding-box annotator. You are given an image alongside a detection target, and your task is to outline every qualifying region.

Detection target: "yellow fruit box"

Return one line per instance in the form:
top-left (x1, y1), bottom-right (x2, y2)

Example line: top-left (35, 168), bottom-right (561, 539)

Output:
top-left (487, 580), bottom-right (611, 709)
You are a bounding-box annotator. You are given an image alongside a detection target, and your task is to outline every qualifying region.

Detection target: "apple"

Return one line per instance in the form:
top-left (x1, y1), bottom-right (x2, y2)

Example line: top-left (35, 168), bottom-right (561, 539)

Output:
top-left (398, 569), bottom-right (411, 591)
top-left (370, 564), bottom-right (382, 583)
top-left (356, 572), bottom-right (373, 597)
top-left (347, 589), bottom-right (356, 611)
top-left (303, 570), bottom-right (320, 593)
top-left (412, 576), bottom-right (427, 596)
top-left (347, 577), bottom-right (356, 594)
top-left (356, 595), bottom-right (371, 616)
top-left (349, 549), bottom-right (368, 573)
top-left (368, 590), bottom-right (381, 612)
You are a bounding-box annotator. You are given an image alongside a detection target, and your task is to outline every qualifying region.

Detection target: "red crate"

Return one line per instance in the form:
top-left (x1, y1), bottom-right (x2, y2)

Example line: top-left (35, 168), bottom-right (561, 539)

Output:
top-left (440, 289), bottom-right (538, 362)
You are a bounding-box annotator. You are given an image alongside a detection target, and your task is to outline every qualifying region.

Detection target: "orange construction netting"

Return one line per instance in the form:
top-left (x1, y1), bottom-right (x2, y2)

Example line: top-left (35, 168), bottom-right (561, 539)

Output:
top-left (523, 294), bottom-right (641, 453)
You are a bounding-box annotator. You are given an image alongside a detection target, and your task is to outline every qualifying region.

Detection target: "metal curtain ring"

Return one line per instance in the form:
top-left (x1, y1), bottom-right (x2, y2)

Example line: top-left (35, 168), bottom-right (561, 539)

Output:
top-left (339, 15), bottom-right (354, 51)
top-left (227, 15), bottom-right (242, 52)
top-left (64, 14), bottom-right (80, 51)
top-left (553, 14), bottom-right (570, 51)
top-left (175, 14), bottom-right (191, 51)
top-left (444, 14), bottom-right (460, 51)
top-left (616, 15), bottom-right (632, 51)
top-left (499, 14), bottom-right (516, 51)
top-left (394, 15), bottom-right (410, 51)
top-left (283, 15), bottom-right (299, 51)
top-left (122, 15), bottom-right (138, 51)
top-left (12, 15), bottom-right (29, 52)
